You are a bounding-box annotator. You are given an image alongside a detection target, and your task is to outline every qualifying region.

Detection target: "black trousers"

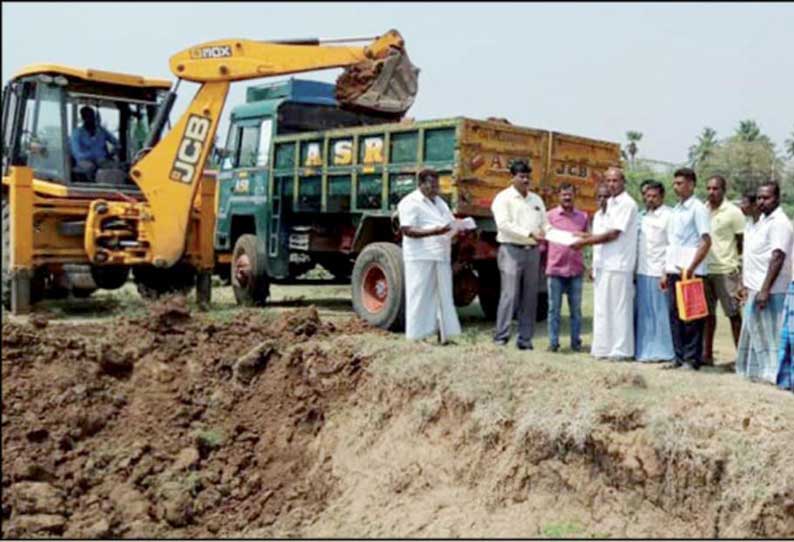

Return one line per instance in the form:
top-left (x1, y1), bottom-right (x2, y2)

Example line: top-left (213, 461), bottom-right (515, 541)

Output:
top-left (665, 273), bottom-right (705, 367)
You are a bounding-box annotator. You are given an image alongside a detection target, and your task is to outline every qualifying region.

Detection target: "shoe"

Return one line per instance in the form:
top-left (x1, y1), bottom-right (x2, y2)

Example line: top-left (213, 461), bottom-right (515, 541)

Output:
top-left (493, 339), bottom-right (508, 347)
top-left (702, 357), bottom-right (715, 367)
top-left (661, 361), bottom-right (681, 370)
top-left (517, 343), bottom-right (533, 351)
top-left (680, 361), bottom-right (700, 371)
top-left (547, 345), bottom-right (559, 353)
top-left (571, 344), bottom-right (582, 353)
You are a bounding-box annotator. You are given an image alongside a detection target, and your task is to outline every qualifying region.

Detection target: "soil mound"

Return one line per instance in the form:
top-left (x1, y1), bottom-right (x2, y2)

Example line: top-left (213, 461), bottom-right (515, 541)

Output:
top-left (1, 305), bottom-right (369, 538)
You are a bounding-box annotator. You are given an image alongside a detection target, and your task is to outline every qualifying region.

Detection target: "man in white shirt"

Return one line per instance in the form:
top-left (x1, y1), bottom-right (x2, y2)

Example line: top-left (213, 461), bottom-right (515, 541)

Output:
top-left (634, 180), bottom-right (675, 362)
top-left (736, 181), bottom-right (793, 383)
top-left (573, 166), bottom-right (639, 360)
top-left (490, 160), bottom-right (547, 350)
top-left (660, 167), bottom-right (712, 371)
top-left (398, 168), bottom-right (462, 343)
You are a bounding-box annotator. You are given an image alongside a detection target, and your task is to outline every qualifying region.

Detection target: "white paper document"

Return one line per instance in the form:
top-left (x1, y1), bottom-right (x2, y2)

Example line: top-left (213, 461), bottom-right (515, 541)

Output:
top-left (452, 217), bottom-right (477, 232)
top-left (545, 228), bottom-right (579, 247)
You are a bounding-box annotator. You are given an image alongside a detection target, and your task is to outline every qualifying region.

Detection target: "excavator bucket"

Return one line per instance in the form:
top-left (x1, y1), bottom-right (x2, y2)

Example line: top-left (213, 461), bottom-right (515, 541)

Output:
top-left (336, 49), bottom-right (419, 117)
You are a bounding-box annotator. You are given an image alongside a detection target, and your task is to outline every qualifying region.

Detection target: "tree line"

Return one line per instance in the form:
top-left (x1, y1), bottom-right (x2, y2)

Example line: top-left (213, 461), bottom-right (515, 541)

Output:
top-left (620, 123), bottom-right (794, 213)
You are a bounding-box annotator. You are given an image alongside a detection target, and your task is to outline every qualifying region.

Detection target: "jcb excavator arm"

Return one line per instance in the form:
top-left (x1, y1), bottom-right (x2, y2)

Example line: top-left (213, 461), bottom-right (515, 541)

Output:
top-left (85, 29), bottom-right (418, 269)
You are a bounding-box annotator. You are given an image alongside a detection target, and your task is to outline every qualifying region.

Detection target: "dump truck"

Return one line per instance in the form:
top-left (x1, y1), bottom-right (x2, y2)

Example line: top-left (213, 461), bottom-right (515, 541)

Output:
top-left (214, 79), bottom-right (621, 329)
top-left (1, 30), bottom-right (419, 313)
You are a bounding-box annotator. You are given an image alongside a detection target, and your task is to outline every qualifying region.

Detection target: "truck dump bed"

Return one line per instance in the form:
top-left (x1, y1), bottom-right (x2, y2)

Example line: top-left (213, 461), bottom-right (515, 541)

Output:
top-left (455, 119), bottom-right (620, 217)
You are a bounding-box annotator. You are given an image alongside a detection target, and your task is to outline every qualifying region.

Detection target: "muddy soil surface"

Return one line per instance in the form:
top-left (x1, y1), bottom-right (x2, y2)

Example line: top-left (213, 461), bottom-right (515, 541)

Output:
top-left (2, 298), bottom-right (377, 538)
top-left (2, 297), bottom-right (793, 538)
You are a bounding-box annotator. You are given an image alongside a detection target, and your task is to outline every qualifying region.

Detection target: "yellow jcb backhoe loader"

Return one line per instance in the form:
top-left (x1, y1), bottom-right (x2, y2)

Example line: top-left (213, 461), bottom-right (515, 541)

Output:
top-left (1, 30), bottom-right (418, 313)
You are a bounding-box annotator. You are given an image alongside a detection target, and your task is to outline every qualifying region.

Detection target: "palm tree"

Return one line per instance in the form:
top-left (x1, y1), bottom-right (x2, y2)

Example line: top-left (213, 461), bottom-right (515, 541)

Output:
top-left (785, 128), bottom-right (794, 159)
top-left (735, 120), bottom-right (762, 142)
top-left (625, 131), bottom-right (643, 165)
top-left (688, 127), bottom-right (718, 167)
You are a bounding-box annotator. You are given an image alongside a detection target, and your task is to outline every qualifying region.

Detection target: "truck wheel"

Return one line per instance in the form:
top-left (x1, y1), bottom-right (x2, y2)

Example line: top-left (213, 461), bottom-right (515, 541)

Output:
top-left (351, 242), bottom-right (405, 331)
top-left (231, 234), bottom-right (270, 306)
top-left (133, 264), bottom-right (196, 300)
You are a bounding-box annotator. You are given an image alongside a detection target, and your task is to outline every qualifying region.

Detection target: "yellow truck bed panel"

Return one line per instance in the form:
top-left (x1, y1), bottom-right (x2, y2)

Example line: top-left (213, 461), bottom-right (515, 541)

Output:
top-left (454, 119), bottom-right (620, 217)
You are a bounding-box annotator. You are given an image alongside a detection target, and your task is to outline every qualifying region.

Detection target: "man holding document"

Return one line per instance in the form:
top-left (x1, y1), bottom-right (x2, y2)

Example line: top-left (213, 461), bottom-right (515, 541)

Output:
top-left (398, 168), bottom-right (471, 344)
top-left (570, 166), bottom-right (639, 361)
top-left (660, 168), bottom-right (712, 371)
top-left (545, 183), bottom-right (589, 352)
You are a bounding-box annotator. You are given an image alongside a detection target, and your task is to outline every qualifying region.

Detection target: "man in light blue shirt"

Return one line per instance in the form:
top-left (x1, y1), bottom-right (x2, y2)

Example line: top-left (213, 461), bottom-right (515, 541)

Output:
top-left (660, 167), bottom-right (712, 370)
top-left (70, 106), bottom-right (119, 180)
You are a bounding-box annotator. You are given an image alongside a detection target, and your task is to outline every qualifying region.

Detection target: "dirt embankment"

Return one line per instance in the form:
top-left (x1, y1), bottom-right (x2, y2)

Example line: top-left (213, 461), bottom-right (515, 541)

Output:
top-left (2, 301), bottom-right (793, 538)
top-left (1, 298), bottom-right (377, 538)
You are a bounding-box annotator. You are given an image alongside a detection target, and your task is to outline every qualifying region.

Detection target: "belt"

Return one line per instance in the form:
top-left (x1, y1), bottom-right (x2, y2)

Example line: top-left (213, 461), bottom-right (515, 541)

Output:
top-left (502, 243), bottom-right (537, 250)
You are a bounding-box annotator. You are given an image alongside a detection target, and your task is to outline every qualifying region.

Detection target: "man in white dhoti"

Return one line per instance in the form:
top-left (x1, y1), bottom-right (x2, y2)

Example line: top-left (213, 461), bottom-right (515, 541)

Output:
top-left (397, 168), bottom-right (462, 343)
top-left (574, 167), bottom-right (639, 360)
top-left (736, 182), bottom-right (793, 382)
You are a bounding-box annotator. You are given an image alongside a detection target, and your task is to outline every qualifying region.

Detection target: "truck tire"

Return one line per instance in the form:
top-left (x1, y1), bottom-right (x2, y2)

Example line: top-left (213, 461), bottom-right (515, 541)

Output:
top-left (231, 234), bottom-right (270, 306)
top-left (351, 242), bottom-right (405, 331)
top-left (133, 263), bottom-right (196, 300)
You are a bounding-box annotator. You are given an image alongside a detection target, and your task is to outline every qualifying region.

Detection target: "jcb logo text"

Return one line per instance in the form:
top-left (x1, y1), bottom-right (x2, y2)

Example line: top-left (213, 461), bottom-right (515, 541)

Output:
top-left (170, 115), bottom-right (211, 184)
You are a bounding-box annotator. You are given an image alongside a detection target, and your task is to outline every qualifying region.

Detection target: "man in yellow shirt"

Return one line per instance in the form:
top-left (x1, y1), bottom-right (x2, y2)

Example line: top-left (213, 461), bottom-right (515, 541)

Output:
top-left (704, 175), bottom-right (745, 364)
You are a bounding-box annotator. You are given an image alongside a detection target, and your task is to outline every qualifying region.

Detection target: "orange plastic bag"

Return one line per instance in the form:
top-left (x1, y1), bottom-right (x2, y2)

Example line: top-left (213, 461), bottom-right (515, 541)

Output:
top-left (675, 270), bottom-right (709, 321)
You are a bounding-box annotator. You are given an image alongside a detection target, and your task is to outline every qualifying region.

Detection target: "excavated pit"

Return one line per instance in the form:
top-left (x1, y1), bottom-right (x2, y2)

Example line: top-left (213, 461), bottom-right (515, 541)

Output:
top-left (2, 298), bottom-right (792, 538)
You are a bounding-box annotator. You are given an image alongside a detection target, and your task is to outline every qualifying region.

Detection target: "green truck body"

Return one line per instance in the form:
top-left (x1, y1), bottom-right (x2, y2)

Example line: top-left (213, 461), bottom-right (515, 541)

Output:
top-left (215, 78), bottom-right (620, 330)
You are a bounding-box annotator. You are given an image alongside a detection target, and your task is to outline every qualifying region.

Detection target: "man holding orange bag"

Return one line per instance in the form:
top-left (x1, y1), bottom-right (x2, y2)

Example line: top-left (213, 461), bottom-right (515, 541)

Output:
top-left (660, 168), bottom-right (712, 371)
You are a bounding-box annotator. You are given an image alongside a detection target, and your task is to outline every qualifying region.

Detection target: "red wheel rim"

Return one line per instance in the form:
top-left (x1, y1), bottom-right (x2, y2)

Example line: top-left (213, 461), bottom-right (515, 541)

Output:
top-left (361, 262), bottom-right (388, 313)
top-left (234, 252), bottom-right (252, 287)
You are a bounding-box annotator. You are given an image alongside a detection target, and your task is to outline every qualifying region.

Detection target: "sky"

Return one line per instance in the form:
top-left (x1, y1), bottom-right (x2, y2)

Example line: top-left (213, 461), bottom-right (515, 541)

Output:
top-left (3, 2), bottom-right (793, 163)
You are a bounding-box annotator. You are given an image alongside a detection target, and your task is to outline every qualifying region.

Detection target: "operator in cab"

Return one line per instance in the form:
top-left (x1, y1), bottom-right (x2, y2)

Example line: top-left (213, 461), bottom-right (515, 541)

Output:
top-left (70, 106), bottom-right (119, 181)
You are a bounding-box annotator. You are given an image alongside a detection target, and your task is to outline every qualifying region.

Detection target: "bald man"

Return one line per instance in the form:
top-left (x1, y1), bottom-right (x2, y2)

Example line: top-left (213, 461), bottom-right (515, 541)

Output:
top-left (573, 167), bottom-right (639, 360)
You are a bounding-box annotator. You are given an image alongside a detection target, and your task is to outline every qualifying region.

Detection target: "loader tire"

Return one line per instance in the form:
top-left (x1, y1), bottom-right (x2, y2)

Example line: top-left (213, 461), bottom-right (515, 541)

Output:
top-left (351, 242), bottom-right (405, 331)
top-left (133, 264), bottom-right (196, 300)
top-left (2, 197), bottom-right (44, 310)
top-left (91, 265), bottom-right (130, 290)
top-left (231, 234), bottom-right (270, 306)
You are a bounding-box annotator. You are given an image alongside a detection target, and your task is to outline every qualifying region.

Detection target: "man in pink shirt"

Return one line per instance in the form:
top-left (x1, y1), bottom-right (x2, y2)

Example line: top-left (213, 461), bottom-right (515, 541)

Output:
top-left (546, 183), bottom-right (589, 352)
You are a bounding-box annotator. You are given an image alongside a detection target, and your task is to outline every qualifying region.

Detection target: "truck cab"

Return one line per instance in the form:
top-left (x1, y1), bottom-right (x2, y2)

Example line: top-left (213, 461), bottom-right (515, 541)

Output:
top-left (214, 79), bottom-right (394, 287)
